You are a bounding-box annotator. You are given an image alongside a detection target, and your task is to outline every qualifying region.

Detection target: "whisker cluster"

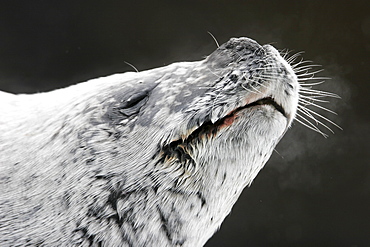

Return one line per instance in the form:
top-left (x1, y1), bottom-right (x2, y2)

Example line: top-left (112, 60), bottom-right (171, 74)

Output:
top-left (284, 51), bottom-right (342, 137)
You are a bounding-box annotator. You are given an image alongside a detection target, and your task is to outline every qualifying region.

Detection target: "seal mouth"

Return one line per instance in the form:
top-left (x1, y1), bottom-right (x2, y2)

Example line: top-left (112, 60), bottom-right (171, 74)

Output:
top-left (176, 97), bottom-right (287, 143)
top-left (244, 97), bottom-right (287, 118)
top-left (210, 97), bottom-right (287, 131)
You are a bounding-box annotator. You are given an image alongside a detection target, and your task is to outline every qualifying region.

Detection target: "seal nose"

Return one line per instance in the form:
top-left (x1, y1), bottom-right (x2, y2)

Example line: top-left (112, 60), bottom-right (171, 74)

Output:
top-left (262, 44), bottom-right (280, 57)
top-left (226, 37), bottom-right (263, 51)
top-left (206, 37), bottom-right (266, 69)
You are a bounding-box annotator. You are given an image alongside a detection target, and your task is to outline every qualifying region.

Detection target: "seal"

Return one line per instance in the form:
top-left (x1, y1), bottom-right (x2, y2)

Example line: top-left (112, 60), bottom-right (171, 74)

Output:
top-left (0, 37), bottom-right (336, 246)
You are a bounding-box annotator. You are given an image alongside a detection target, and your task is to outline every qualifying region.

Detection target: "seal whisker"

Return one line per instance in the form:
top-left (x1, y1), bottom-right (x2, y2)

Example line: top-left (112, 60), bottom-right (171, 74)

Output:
top-left (258, 74), bottom-right (283, 80)
top-left (299, 94), bottom-right (330, 103)
top-left (298, 110), bottom-right (337, 135)
top-left (207, 31), bottom-right (220, 48)
top-left (297, 106), bottom-right (335, 133)
top-left (206, 67), bottom-right (223, 78)
top-left (249, 84), bottom-right (264, 94)
top-left (251, 75), bottom-right (280, 95)
top-left (253, 46), bottom-right (264, 56)
top-left (298, 104), bottom-right (342, 130)
top-left (246, 64), bottom-right (279, 71)
top-left (289, 55), bottom-right (310, 64)
top-left (240, 74), bottom-right (266, 94)
top-left (296, 73), bottom-right (328, 81)
top-left (299, 98), bottom-right (337, 115)
top-left (299, 87), bottom-right (340, 98)
top-left (280, 49), bottom-right (296, 61)
top-left (297, 80), bottom-right (325, 86)
top-left (295, 113), bottom-right (329, 138)
top-left (210, 90), bottom-right (224, 120)
top-left (249, 80), bottom-right (270, 92)
top-left (293, 63), bottom-right (322, 71)
top-left (124, 61), bottom-right (139, 73)
top-left (299, 94), bottom-right (331, 99)
top-left (296, 73), bottom-right (328, 80)
top-left (285, 51), bottom-right (305, 64)
top-left (296, 111), bottom-right (331, 136)
top-left (295, 68), bottom-right (324, 76)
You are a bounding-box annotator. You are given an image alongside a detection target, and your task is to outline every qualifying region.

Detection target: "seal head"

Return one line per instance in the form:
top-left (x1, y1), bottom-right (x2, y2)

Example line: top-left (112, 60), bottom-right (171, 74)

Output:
top-left (0, 37), bottom-right (299, 246)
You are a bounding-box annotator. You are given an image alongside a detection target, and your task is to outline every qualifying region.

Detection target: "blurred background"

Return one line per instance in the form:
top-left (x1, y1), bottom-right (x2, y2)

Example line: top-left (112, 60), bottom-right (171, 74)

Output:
top-left (0, 0), bottom-right (369, 246)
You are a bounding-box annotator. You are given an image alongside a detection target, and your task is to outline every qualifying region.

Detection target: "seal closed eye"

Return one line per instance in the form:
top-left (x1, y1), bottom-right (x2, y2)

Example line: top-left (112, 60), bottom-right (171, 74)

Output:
top-left (0, 37), bottom-right (336, 246)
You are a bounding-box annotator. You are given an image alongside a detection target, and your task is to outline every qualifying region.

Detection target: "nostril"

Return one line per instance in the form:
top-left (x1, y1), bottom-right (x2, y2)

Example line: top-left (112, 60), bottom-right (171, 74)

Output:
top-left (229, 74), bottom-right (238, 83)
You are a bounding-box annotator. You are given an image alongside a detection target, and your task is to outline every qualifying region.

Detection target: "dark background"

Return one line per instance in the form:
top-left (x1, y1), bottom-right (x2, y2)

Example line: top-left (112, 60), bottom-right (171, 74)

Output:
top-left (0, 1), bottom-right (369, 246)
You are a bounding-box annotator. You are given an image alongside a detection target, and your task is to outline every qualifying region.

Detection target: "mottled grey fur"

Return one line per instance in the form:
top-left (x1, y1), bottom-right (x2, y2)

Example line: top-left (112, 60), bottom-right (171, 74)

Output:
top-left (0, 38), bottom-right (299, 246)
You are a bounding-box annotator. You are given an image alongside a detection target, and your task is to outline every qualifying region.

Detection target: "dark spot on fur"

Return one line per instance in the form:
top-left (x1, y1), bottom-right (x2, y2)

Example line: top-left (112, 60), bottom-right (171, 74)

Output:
top-left (62, 192), bottom-right (71, 209)
top-left (278, 67), bottom-right (288, 75)
top-left (255, 48), bottom-right (265, 56)
top-left (196, 191), bottom-right (206, 207)
top-left (95, 174), bottom-right (113, 180)
top-left (87, 207), bottom-right (100, 218)
top-left (156, 206), bottom-right (185, 245)
top-left (69, 148), bottom-right (77, 155)
top-left (221, 172), bottom-right (226, 185)
top-left (86, 158), bottom-right (95, 165)
top-left (106, 130), bottom-right (122, 140)
top-left (152, 184), bottom-right (160, 194)
top-left (107, 190), bottom-right (121, 211)
top-left (74, 227), bottom-right (101, 246)
top-left (0, 175), bottom-right (10, 183)
top-left (229, 74), bottom-right (238, 83)
top-left (157, 206), bottom-right (172, 243)
top-left (108, 213), bottom-right (123, 228)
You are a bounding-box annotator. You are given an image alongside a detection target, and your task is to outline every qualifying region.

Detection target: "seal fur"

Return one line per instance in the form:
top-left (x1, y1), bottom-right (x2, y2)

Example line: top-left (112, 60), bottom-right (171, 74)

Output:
top-left (0, 37), bottom-right (301, 246)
